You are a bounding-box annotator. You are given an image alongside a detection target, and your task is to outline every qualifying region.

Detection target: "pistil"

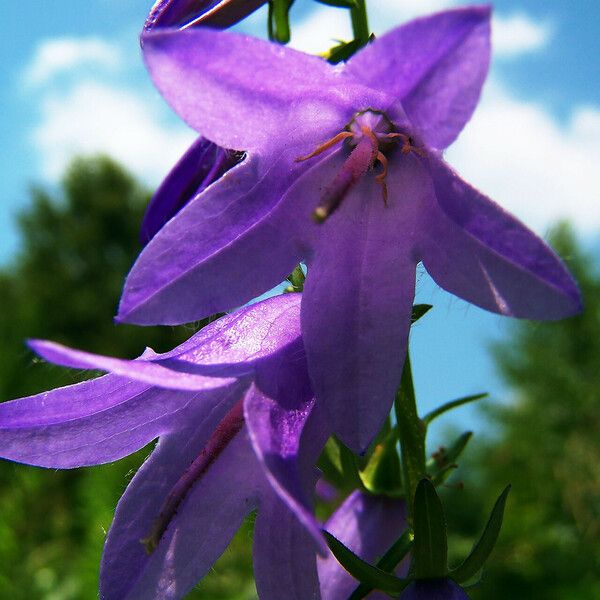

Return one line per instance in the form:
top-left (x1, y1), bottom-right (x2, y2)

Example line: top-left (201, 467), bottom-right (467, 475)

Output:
top-left (141, 398), bottom-right (245, 553)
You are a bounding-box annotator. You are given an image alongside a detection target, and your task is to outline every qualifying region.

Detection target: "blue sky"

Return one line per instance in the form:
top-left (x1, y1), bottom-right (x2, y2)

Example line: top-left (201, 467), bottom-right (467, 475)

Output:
top-left (1, 0), bottom-right (599, 443)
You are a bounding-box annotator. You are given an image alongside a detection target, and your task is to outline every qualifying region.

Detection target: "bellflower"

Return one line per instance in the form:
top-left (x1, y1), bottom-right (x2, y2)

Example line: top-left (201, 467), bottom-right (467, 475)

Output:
top-left (0, 295), bottom-right (330, 600)
top-left (118, 6), bottom-right (582, 451)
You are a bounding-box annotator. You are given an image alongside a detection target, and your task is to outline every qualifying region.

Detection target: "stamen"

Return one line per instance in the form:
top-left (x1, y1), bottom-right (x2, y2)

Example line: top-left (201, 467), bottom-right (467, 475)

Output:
top-left (141, 398), bottom-right (245, 554)
top-left (312, 134), bottom-right (378, 223)
top-left (295, 131), bottom-right (354, 162)
top-left (375, 151), bottom-right (389, 206)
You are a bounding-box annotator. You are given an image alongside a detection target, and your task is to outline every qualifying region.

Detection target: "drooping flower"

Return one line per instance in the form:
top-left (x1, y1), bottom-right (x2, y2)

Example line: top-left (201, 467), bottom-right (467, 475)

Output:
top-left (0, 295), bottom-right (329, 600)
top-left (144, 0), bottom-right (267, 31)
top-left (140, 136), bottom-right (243, 243)
top-left (319, 491), bottom-right (407, 600)
top-left (118, 6), bottom-right (582, 452)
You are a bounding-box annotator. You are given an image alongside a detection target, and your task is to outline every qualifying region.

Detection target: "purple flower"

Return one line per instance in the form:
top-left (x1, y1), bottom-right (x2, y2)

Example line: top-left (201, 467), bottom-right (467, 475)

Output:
top-left (144, 0), bottom-right (267, 31)
top-left (140, 136), bottom-right (243, 243)
top-left (0, 295), bottom-right (330, 600)
top-left (319, 491), bottom-right (408, 599)
top-left (400, 579), bottom-right (470, 600)
top-left (118, 6), bottom-right (582, 452)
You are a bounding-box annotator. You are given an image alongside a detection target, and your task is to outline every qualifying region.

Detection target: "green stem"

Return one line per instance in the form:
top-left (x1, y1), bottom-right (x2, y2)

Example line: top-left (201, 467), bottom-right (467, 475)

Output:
top-left (394, 353), bottom-right (427, 522)
top-left (350, 0), bottom-right (370, 46)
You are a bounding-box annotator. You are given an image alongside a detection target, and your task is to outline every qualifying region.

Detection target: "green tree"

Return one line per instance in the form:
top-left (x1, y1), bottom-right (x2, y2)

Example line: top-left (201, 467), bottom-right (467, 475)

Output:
top-left (444, 223), bottom-right (600, 600)
top-left (0, 156), bottom-right (255, 599)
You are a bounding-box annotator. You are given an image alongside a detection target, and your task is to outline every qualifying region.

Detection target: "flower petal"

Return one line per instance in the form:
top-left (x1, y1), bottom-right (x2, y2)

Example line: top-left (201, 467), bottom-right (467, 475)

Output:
top-left (244, 372), bottom-right (327, 553)
top-left (253, 491), bottom-right (322, 600)
top-left (144, 0), bottom-right (267, 31)
top-left (118, 151), bottom-right (312, 326)
top-left (28, 339), bottom-right (235, 391)
top-left (345, 7), bottom-right (491, 149)
top-left (157, 294), bottom-right (303, 375)
top-left (142, 28), bottom-right (359, 151)
top-left (318, 491), bottom-right (407, 600)
top-left (299, 151), bottom-right (426, 452)
top-left (140, 136), bottom-right (242, 244)
top-left (420, 157), bottom-right (582, 319)
top-left (0, 374), bottom-right (221, 468)
top-left (100, 399), bottom-right (260, 600)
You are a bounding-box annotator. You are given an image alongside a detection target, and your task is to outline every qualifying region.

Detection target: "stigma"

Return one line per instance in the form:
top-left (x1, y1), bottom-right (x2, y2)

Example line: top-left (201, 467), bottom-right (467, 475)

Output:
top-left (296, 109), bottom-right (424, 223)
top-left (141, 398), bottom-right (245, 554)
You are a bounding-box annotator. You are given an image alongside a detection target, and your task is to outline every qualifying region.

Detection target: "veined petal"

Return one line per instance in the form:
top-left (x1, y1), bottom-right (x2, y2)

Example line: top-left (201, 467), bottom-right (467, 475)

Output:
top-left (100, 399), bottom-right (260, 600)
top-left (140, 136), bottom-right (242, 244)
top-left (28, 339), bottom-right (236, 391)
top-left (299, 151), bottom-right (426, 452)
top-left (245, 377), bottom-right (327, 552)
top-left (0, 374), bottom-right (227, 468)
top-left (156, 294), bottom-right (303, 374)
top-left (254, 491), bottom-right (321, 600)
top-left (144, 0), bottom-right (267, 31)
top-left (118, 150), bottom-right (313, 326)
top-left (345, 6), bottom-right (491, 149)
top-left (420, 157), bottom-right (582, 319)
top-left (318, 491), bottom-right (407, 600)
top-left (142, 28), bottom-right (364, 151)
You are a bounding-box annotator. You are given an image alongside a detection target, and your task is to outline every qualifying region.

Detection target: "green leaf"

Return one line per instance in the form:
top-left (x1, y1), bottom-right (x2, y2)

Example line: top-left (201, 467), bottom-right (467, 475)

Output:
top-left (428, 432), bottom-right (473, 485)
top-left (359, 428), bottom-right (403, 497)
top-left (349, 531), bottom-right (413, 600)
top-left (411, 304), bottom-right (433, 324)
top-left (285, 264), bottom-right (305, 293)
top-left (450, 485), bottom-right (511, 583)
top-left (323, 531), bottom-right (409, 596)
top-left (317, 436), bottom-right (363, 492)
top-left (315, 0), bottom-right (357, 7)
top-left (422, 393), bottom-right (487, 425)
top-left (413, 479), bottom-right (448, 579)
top-left (394, 354), bottom-right (426, 518)
top-left (325, 39), bottom-right (360, 64)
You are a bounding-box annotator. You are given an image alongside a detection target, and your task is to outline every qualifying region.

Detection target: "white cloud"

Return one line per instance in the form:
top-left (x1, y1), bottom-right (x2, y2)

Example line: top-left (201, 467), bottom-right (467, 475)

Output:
top-left (31, 80), bottom-right (194, 184)
top-left (493, 13), bottom-right (553, 57)
top-left (447, 82), bottom-right (600, 235)
top-left (24, 37), bottom-right (122, 87)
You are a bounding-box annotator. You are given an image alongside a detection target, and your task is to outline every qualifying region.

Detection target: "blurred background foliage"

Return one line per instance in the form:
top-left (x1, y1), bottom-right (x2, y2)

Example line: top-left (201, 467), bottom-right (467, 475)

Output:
top-left (0, 157), bottom-right (598, 598)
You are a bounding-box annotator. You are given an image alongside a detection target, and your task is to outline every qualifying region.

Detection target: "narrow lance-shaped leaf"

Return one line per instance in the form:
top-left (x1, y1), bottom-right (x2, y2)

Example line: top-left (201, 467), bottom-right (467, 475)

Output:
top-left (423, 393), bottom-right (487, 425)
top-left (450, 485), bottom-right (511, 583)
top-left (318, 436), bottom-right (364, 492)
top-left (349, 530), bottom-right (413, 600)
top-left (412, 478), bottom-right (448, 579)
top-left (428, 431), bottom-right (473, 485)
top-left (395, 353), bottom-right (426, 518)
top-left (359, 427), bottom-right (403, 496)
top-left (323, 531), bottom-right (409, 596)
top-left (268, 0), bottom-right (294, 43)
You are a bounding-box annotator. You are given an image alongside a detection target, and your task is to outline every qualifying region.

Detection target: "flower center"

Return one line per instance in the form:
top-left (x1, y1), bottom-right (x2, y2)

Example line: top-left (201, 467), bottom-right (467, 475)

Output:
top-left (296, 109), bottom-right (425, 222)
top-left (141, 398), bottom-right (245, 554)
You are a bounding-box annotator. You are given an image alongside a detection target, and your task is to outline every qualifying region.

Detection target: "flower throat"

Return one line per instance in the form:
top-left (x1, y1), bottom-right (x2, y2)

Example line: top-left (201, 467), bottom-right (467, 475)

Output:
top-left (296, 109), bottom-right (424, 223)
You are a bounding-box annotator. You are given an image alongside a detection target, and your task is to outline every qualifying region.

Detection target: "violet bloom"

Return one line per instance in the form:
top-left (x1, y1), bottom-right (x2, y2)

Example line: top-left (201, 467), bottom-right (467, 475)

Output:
top-left (118, 6), bottom-right (582, 452)
top-left (0, 295), bottom-right (329, 600)
top-left (319, 491), bottom-right (407, 600)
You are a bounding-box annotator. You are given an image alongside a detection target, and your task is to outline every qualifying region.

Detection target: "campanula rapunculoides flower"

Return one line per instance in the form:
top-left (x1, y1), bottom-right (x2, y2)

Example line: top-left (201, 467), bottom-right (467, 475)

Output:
top-left (0, 295), bottom-right (330, 600)
top-left (144, 0), bottom-right (266, 31)
top-left (319, 491), bottom-right (407, 599)
top-left (118, 6), bottom-right (582, 452)
top-left (140, 136), bottom-right (243, 243)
